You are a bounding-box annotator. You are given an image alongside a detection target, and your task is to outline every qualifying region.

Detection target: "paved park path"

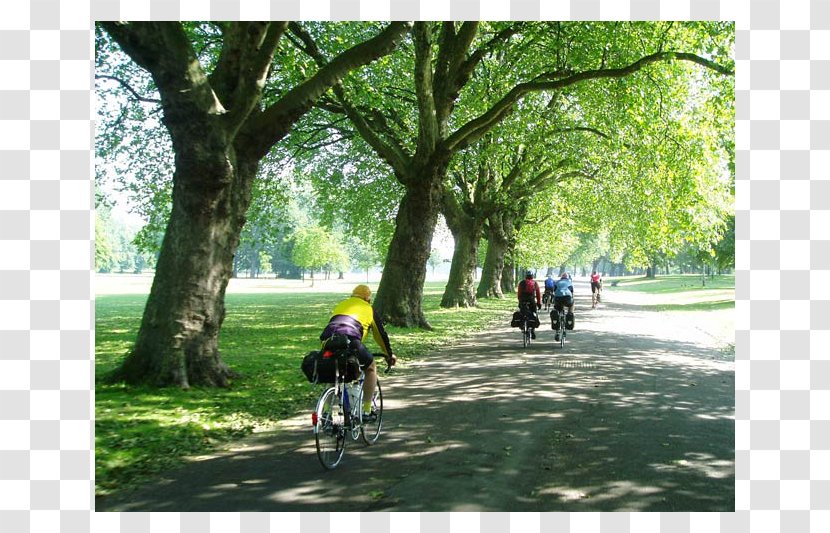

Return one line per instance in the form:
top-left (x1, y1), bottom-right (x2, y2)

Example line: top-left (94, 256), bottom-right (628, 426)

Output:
top-left (97, 281), bottom-right (735, 512)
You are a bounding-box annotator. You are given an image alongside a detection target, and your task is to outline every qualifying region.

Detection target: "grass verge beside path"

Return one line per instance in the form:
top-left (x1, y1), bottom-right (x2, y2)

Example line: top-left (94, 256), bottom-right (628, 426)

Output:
top-left (608, 274), bottom-right (735, 294)
top-left (95, 282), bottom-right (514, 497)
top-left (608, 274), bottom-right (735, 312)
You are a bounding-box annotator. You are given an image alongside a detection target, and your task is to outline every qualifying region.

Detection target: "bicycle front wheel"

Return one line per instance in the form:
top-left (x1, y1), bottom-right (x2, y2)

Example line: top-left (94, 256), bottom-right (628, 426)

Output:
top-left (315, 387), bottom-right (347, 470)
top-left (361, 380), bottom-right (384, 445)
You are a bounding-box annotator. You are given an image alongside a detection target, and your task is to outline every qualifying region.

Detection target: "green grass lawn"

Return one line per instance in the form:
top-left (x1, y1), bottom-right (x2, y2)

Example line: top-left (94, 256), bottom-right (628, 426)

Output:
top-left (608, 274), bottom-right (735, 293)
top-left (605, 274), bottom-right (735, 312)
top-left (95, 282), bottom-right (513, 497)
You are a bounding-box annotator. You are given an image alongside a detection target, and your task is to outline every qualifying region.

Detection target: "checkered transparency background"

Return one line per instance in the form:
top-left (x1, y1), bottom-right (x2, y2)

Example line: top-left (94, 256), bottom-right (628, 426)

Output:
top-left (0, 0), bottom-right (821, 531)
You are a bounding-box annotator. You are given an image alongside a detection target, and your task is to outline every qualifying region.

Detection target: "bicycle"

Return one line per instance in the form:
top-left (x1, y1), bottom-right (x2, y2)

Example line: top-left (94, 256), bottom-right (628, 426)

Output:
top-left (552, 304), bottom-right (566, 349)
top-left (519, 302), bottom-right (536, 348)
top-left (542, 290), bottom-right (553, 311)
top-left (591, 282), bottom-right (602, 309)
top-left (312, 356), bottom-right (387, 470)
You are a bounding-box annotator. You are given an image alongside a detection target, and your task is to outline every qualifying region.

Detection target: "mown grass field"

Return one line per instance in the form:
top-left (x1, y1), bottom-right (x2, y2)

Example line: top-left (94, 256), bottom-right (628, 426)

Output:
top-left (605, 274), bottom-right (735, 312)
top-left (95, 281), bottom-right (514, 497)
top-left (608, 274), bottom-right (735, 293)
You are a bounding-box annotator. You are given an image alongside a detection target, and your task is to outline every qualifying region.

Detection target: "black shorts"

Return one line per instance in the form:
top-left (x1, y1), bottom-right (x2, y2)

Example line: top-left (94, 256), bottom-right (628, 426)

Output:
top-left (519, 300), bottom-right (538, 318)
top-left (591, 281), bottom-right (601, 293)
top-left (553, 295), bottom-right (573, 310)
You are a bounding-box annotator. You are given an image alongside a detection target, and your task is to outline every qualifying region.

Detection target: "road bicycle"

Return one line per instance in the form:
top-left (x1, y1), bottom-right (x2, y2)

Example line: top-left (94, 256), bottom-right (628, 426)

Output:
top-left (312, 357), bottom-right (386, 470)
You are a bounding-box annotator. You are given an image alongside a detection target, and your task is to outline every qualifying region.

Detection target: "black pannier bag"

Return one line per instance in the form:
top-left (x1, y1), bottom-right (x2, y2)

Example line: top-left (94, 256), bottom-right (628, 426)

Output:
top-left (322, 333), bottom-right (351, 352)
top-left (566, 311), bottom-right (575, 330)
top-left (510, 311), bottom-right (523, 327)
top-left (530, 313), bottom-right (540, 329)
top-left (301, 347), bottom-right (361, 384)
top-left (550, 310), bottom-right (560, 329)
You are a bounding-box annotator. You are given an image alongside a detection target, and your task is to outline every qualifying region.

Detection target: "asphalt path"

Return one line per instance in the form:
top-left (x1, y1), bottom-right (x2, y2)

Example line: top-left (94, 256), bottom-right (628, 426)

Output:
top-left (97, 280), bottom-right (735, 512)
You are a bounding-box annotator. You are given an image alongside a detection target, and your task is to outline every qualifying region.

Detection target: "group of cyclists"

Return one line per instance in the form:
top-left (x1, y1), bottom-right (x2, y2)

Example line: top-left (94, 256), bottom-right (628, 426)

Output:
top-left (516, 269), bottom-right (603, 341)
top-left (313, 271), bottom-right (603, 425)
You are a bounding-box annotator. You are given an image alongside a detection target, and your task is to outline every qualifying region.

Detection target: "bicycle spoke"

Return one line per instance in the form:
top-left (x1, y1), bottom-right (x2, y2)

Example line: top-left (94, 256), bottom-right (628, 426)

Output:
top-left (315, 387), bottom-right (346, 470)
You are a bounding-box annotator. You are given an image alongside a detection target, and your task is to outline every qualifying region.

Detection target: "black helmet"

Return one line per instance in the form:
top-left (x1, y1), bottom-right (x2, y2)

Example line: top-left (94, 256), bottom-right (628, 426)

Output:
top-left (525, 270), bottom-right (533, 278)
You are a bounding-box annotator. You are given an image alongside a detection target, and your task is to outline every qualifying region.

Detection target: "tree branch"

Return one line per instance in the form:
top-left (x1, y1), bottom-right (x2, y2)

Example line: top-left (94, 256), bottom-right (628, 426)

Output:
top-left (444, 50), bottom-right (734, 153)
top-left (332, 86), bottom-right (412, 179)
top-left (95, 74), bottom-right (161, 104)
top-left (242, 21), bottom-right (412, 161)
top-left (221, 22), bottom-right (288, 139)
top-left (101, 22), bottom-right (226, 124)
top-left (413, 22), bottom-right (439, 162)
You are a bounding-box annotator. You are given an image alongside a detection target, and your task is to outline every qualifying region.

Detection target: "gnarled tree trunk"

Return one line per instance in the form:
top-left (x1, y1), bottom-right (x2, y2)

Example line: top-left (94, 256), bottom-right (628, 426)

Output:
top-left (441, 218), bottom-right (483, 308)
top-left (101, 21), bottom-right (411, 387)
top-left (440, 188), bottom-right (484, 308)
top-left (477, 235), bottom-right (506, 299)
top-left (373, 166), bottom-right (445, 328)
top-left (479, 209), bottom-right (519, 298)
top-left (113, 152), bottom-right (257, 387)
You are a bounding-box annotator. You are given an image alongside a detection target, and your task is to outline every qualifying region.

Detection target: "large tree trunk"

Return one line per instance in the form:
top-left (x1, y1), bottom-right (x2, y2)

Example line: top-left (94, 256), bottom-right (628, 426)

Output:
top-left (441, 218), bottom-right (482, 307)
top-left (440, 186), bottom-right (484, 307)
top-left (373, 169), bottom-right (443, 328)
top-left (500, 262), bottom-right (515, 294)
top-left (478, 210), bottom-right (514, 299)
top-left (477, 230), bottom-right (509, 299)
top-left (111, 155), bottom-right (256, 388)
top-left (477, 238), bottom-right (506, 299)
top-left (100, 21), bottom-right (412, 387)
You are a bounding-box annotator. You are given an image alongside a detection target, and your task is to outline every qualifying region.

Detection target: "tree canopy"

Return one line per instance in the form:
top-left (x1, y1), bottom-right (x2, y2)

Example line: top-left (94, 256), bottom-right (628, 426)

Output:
top-left (95, 20), bottom-right (734, 387)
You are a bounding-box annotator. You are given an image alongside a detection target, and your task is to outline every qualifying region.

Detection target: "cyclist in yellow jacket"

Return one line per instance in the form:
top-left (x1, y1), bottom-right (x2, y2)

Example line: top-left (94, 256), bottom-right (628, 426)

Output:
top-left (320, 285), bottom-right (396, 420)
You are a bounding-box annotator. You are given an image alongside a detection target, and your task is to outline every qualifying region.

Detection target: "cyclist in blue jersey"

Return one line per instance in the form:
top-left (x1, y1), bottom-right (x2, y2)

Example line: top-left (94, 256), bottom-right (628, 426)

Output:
top-left (552, 272), bottom-right (575, 341)
top-left (543, 274), bottom-right (555, 306)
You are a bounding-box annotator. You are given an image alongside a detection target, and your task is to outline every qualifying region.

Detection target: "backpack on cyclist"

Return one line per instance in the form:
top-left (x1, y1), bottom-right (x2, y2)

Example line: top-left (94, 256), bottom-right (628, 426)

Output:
top-left (519, 279), bottom-right (537, 299)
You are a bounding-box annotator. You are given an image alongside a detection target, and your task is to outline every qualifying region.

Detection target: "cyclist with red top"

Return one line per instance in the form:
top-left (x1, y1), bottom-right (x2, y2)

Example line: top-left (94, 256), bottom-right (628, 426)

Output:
top-left (517, 270), bottom-right (542, 339)
top-left (590, 270), bottom-right (602, 307)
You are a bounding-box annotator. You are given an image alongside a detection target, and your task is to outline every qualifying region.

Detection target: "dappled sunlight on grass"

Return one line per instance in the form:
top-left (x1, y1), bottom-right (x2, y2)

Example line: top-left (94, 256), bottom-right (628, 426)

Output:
top-left (95, 285), bottom-right (514, 497)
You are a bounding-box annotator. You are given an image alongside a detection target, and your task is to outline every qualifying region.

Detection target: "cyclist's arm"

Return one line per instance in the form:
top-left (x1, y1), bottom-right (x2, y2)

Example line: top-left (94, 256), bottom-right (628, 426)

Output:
top-left (535, 283), bottom-right (541, 306)
top-left (369, 309), bottom-right (393, 359)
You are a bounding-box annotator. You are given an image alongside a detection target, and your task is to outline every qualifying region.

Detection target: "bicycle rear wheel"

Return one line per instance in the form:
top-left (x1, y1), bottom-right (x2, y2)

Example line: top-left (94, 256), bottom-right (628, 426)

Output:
top-left (559, 314), bottom-right (565, 349)
top-left (315, 387), bottom-right (347, 470)
top-left (361, 380), bottom-right (384, 445)
top-left (522, 322), bottom-right (530, 347)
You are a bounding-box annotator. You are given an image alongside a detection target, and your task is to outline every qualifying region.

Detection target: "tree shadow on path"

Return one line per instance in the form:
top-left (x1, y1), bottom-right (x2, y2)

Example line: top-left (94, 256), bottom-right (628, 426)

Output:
top-left (97, 289), bottom-right (734, 512)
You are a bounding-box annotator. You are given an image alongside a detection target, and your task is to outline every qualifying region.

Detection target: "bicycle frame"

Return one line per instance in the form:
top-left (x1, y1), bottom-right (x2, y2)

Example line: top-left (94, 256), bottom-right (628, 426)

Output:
top-left (552, 304), bottom-right (566, 348)
top-left (313, 356), bottom-right (389, 470)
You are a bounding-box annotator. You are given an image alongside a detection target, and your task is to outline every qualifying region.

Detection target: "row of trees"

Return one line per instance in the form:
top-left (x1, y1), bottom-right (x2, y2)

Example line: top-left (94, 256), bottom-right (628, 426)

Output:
top-left (96, 21), bottom-right (734, 387)
top-left (95, 201), bottom-right (156, 274)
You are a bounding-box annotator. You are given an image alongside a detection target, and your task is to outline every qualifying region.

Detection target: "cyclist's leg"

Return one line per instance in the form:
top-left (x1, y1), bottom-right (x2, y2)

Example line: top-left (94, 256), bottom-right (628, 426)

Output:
top-left (353, 340), bottom-right (377, 408)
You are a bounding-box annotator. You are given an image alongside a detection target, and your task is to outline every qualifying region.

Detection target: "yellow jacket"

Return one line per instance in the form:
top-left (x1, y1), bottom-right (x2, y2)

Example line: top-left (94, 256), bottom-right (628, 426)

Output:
top-left (321, 296), bottom-right (392, 357)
